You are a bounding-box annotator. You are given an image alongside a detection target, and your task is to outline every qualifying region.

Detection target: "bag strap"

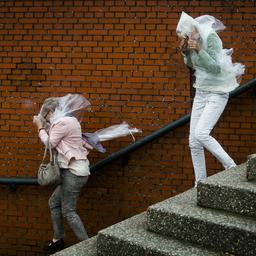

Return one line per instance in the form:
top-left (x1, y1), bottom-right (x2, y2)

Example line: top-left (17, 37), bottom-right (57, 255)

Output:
top-left (41, 139), bottom-right (55, 164)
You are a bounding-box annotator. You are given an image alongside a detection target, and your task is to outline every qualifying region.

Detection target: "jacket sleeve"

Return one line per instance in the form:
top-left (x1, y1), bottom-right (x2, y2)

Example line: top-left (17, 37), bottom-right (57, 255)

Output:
top-left (38, 119), bottom-right (68, 148)
top-left (183, 51), bottom-right (193, 69)
top-left (38, 129), bottom-right (49, 146)
top-left (196, 33), bottom-right (222, 74)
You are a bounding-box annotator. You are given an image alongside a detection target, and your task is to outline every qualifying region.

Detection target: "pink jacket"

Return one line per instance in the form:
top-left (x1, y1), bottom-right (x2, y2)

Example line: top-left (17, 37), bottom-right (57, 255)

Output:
top-left (39, 116), bottom-right (92, 164)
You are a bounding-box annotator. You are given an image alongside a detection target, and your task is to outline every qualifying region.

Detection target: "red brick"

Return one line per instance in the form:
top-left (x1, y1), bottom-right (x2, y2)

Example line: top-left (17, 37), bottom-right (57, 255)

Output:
top-left (0, 1), bottom-right (255, 254)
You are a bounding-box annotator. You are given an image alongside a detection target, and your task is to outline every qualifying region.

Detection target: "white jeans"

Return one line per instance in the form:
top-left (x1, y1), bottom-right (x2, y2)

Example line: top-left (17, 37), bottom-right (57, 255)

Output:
top-left (189, 90), bottom-right (236, 186)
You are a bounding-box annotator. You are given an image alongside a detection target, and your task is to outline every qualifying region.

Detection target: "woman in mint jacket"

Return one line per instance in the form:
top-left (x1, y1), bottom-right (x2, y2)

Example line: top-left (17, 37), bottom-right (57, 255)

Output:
top-left (176, 12), bottom-right (245, 187)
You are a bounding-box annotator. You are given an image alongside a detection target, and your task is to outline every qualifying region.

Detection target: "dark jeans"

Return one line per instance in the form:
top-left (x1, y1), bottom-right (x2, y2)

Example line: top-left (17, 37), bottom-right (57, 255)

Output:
top-left (48, 169), bottom-right (88, 241)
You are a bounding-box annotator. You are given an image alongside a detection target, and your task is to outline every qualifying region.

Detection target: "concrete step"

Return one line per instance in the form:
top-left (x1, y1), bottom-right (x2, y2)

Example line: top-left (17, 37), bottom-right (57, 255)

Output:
top-left (147, 189), bottom-right (256, 256)
top-left (197, 163), bottom-right (256, 218)
top-left (53, 236), bottom-right (97, 256)
top-left (97, 212), bottom-right (228, 256)
top-left (246, 154), bottom-right (256, 181)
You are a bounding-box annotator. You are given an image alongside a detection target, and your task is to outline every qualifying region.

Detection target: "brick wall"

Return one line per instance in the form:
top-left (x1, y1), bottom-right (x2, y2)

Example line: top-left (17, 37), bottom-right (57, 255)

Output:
top-left (0, 0), bottom-right (255, 255)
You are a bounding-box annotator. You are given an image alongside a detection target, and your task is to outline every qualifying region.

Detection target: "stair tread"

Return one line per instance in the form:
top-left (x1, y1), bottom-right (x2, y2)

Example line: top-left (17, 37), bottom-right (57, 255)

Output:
top-left (197, 164), bottom-right (256, 217)
top-left (148, 188), bottom-right (256, 255)
top-left (53, 236), bottom-right (97, 256)
top-left (201, 163), bottom-right (256, 191)
top-left (149, 188), bottom-right (256, 232)
top-left (98, 212), bottom-right (226, 256)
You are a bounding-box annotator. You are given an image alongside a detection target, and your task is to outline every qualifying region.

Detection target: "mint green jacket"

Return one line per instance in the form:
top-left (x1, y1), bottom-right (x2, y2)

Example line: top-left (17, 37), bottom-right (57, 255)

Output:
top-left (184, 32), bottom-right (238, 93)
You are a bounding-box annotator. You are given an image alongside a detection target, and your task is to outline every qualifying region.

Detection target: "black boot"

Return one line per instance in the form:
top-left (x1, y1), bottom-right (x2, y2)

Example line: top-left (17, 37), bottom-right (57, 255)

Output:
top-left (44, 238), bottom-right (64, 254)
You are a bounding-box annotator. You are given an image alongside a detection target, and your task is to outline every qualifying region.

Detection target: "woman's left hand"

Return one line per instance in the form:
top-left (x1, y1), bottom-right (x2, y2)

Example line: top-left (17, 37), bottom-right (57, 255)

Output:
top-left (188, 39), bottom-right (201, 52)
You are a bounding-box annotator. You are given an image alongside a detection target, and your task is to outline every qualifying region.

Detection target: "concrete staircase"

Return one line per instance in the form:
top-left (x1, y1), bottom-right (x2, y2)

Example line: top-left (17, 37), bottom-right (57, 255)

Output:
top-left (54, 161), bottom-right (256, 256)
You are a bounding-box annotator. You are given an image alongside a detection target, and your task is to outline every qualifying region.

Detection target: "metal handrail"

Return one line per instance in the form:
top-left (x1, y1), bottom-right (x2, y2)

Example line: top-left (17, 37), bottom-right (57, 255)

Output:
top-left (1, 77), bottom-right (256, 191)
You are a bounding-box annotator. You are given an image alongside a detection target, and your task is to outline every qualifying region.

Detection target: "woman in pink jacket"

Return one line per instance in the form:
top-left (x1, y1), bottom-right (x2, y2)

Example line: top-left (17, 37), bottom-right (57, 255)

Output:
top-left (33, 94), bottom-right (92, 254)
